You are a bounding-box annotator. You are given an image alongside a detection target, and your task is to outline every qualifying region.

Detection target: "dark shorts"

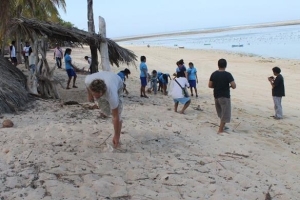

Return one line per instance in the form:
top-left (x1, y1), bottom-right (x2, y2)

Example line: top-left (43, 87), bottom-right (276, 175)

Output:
top-left (140, 77), bottom-right (147, 87)
top-left (66, 69), bottom-right (76, 77)
top-left (11, 57), bottom-right (17, 63)
top-left (189, 80), bottom-right (196, 88)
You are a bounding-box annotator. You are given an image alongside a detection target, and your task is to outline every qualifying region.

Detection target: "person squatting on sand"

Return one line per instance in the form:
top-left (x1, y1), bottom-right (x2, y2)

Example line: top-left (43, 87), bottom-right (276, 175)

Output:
top-left (268, 67), bottom-right (285, 119)
top-left (159, 73), bottom-right (171, 95)
top-left (117, 68), bottom-right (131, 95)
top-left (139, 55), bottom-right (149, 98)
top-left (85, 71), bottom-right (124, 148)
top-left (84, 56), bottom-right (92, 73)
top-left (208, 58), bottom-right (236, 134)
top-left (64, 48), bottom-right (78, 89)
top-left (169, 72), bottom-right (191, 114)
top-left (187, 62), bottom-right (199, 97)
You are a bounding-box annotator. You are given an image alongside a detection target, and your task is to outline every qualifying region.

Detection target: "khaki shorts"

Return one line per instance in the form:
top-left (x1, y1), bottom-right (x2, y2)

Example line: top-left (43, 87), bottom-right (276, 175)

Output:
top-left (215, 97), bottom-right (231, 123)
top-left (97, 88), bottom-right (123, 118)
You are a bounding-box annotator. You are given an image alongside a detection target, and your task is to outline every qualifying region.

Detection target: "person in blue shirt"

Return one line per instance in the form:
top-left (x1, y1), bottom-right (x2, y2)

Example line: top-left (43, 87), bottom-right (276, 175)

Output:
top-left (176, 59), bottom-right (187, 78)
top-left (139, 56), bottom-right (148, 98)
top-left (187, 62), bottom-right (199, 97)
top-left (117, 68), bottom-right (131, 95)
top-left (158, 73), bottom-right (171, 95)
top-left (64, 48), bottom-right (77, 89)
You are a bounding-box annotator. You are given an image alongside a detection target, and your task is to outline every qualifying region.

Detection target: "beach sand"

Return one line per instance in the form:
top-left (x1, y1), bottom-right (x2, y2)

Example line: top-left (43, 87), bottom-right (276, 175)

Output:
top-left (1, 45), bottom-right (300, 199)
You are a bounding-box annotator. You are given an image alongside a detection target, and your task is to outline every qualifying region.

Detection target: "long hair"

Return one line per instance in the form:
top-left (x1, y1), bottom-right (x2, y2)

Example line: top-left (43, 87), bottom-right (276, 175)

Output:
top-left (64, 48), bottom-right (72, 57)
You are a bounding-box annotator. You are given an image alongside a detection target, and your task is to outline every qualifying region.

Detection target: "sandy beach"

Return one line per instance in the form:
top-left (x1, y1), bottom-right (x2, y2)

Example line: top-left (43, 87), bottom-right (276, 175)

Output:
top-left (1, 45), bottom-right (300, 200)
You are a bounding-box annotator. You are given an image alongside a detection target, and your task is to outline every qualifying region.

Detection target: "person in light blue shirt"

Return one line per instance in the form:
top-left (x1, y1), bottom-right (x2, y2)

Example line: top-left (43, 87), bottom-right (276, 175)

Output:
top-left (139, 56), bottom-right (148, 98)
top-left (117, 68), bottom-right (131, 95)
top-left (187, 62), bottom-right (198, 97)
top-left (64, 48), bottom-right (77, 89)
top-left (158, 73), bottom-right (171, 95)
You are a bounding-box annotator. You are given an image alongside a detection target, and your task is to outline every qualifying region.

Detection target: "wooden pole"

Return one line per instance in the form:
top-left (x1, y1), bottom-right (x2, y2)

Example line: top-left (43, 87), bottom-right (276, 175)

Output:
top-left (99, 16), bottom-right (111, 71)
top-left (87, 0), bottom-right (98, 73)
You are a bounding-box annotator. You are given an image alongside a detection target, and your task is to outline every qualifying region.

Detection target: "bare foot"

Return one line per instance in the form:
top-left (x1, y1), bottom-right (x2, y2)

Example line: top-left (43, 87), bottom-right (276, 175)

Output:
top-left (66, 87), bottom-right (71, 89)
top-left (112, 136), bottom-right (120, 148)
top-left (73, 85), bottom-right (78, 88)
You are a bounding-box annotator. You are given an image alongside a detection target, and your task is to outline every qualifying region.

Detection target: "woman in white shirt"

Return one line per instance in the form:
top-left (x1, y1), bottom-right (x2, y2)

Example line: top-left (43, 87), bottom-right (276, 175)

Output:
top-left (169, 73), bottom-right (191, 114)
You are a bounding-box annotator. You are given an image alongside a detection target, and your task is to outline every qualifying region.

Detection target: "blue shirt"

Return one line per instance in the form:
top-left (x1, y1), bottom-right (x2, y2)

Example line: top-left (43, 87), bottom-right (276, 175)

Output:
top-left (64, 54), bottom-right (72, 70)
top-left (117, 71), bottom-right (126, 81)
top-left (187, 67), bottom-right (197, 80)
top-left (140, 62), bottom-right (148, 77)
top-left (159, 73), bottom-right (169, 84)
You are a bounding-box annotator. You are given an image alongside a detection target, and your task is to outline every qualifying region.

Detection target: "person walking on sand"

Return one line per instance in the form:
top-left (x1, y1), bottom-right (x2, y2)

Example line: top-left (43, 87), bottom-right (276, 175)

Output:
top-left (139, 56), bottom-right (148, 98)
top-left (169, 72), bottom-right (191, 114)
top-left (268, 67), bottom-right (285, 119)
top-left (187, 62), bottom-right (199, 97)
top-left (208, 58), bottom-right (236, 134)
top-left (54, 44), bottom-right (63, 69)
top-left (64, 48), bottom-right (77, 89)
top-left (85, 71), bottom-right (124, 148)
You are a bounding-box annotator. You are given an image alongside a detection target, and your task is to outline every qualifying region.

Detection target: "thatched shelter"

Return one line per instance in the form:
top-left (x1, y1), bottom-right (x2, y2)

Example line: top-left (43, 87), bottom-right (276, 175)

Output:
top-left (0, 16), bottom-right (137, 114)
top-left (9, 17), bottom-right (137, 67)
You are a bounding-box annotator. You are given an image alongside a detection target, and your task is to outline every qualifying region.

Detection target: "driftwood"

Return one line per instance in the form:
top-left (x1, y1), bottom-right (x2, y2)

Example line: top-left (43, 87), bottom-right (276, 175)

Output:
top-left (99, 16), bottom-right (111, 71)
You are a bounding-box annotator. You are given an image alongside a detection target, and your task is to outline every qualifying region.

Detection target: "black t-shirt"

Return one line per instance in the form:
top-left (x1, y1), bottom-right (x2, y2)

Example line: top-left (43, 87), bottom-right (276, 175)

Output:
top-left (209, 70), bottom-right (234, 98)
top-left (272, 74), bottom-right (285, 97)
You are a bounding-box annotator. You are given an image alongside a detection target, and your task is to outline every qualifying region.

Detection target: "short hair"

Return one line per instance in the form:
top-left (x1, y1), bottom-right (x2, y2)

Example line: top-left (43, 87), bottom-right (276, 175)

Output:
top-left (89, 79), bottom-right (107, 94)
top-left (176, 72), bottom-right (185, 78)
top-left (218, 58), bottom-right (227, 68)
top-left (11, 41), bottom-right (15, 45)
top-left (84, 56), bottom-right (88, 59)
top-left (178, 59), bottom-right (184, 65)
top-left (141, 56), bottom-right (146, 62)
top-left (189, 62), bottom-right (193, 66)
top-left (152, 70), bottom-right (157, 74)
top-left (272, 67), bottom-right (281, 74)
top-left (124, 68), bottom-right (131, 74)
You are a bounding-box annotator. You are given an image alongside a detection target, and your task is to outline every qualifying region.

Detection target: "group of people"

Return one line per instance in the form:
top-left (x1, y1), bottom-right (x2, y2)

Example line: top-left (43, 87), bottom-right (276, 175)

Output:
top-left (9, 42), bottom-right (285, 146)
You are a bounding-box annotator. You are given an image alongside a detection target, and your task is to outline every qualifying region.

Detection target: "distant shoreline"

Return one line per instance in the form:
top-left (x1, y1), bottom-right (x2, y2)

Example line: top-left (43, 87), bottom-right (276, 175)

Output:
top-left (114, 20), bottom-right (300, 42)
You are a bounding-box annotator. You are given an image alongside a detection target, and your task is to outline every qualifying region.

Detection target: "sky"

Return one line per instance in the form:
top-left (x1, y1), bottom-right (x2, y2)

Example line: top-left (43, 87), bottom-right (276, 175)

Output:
top-left (58, 0), bottom-right (300, 38)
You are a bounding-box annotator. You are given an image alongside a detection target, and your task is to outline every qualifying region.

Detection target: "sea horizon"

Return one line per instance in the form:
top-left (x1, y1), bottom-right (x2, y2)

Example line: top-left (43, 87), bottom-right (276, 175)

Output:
top-left (117, 21), bottom-right (300, 60)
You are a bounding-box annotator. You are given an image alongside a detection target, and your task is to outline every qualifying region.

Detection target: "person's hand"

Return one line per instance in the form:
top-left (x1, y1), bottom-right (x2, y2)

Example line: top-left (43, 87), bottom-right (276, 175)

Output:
top-left (196, 80), bottom-right (198, 84)
top-left (125, 90), bottom-right (129, 95)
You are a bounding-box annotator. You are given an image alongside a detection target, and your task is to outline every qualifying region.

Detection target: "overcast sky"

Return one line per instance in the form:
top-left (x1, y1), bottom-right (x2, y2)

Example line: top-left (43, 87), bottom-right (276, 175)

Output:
top-left (58, 0), bottom-right (300, 38)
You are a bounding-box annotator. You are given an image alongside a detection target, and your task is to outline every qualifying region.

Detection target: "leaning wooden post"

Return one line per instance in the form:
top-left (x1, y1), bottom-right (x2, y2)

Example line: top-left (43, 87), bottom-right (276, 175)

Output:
top-left (99, 16), bottom-right (111, 71)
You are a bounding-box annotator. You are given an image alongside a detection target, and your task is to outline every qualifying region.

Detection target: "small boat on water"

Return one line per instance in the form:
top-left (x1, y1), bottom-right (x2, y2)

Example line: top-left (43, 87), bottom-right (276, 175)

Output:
top-left (204, 44), bottom-right (211, 46)
top-left (232, 44), bottom-right (244, 47)
top-left (178, 46), bottom-right (184, 49)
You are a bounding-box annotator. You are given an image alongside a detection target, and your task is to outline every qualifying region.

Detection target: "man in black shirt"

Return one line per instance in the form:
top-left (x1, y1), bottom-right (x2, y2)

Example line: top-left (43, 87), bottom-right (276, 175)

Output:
top-left (209, 58), bottom-right (236, 134)
top-left (268, 67), bottom-right (285, 119)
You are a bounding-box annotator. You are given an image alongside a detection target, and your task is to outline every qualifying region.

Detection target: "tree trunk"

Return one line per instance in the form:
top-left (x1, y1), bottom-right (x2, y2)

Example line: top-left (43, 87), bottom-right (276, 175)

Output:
top-left (87, 0), bottom-right (98, 73)
top-left (99, 16), bottom-right (111, 71)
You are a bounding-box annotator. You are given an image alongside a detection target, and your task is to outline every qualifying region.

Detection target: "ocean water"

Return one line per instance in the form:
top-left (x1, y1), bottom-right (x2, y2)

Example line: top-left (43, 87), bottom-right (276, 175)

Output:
top-left (120, 25), bottom-right (300, 60)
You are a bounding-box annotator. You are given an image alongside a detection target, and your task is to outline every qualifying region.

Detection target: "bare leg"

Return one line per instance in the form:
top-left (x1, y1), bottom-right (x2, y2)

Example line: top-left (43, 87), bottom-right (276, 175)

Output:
top-left (194, 87), bottom-right (198, 97)
top-left (190, 87), bottom-right (193, 96)
top-left (67, 77), bottom-right (72, 89)
top-left (218, 122), bottom-right (226, 134)
top-left (180, 100), bottom-right (191, 114)
top-left (73, 75), bottom-right (77, 87)
top-left (174, 102), bottom-right (179, 112)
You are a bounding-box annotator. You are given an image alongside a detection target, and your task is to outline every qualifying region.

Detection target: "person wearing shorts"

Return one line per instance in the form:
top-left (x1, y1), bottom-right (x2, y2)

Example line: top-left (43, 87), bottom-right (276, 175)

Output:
top-left (187, 62), bottom-right (198, 97)
top-left (208, 58), bottom-right (236, 134)
top-left (169, 72), bottom-right (191, 114)
top-left (64, 48), bottom-right (77, 89)
top-left (85, 71), bottom-right (124, 148)
top-left (139, 56), bottom-right (148, 98)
